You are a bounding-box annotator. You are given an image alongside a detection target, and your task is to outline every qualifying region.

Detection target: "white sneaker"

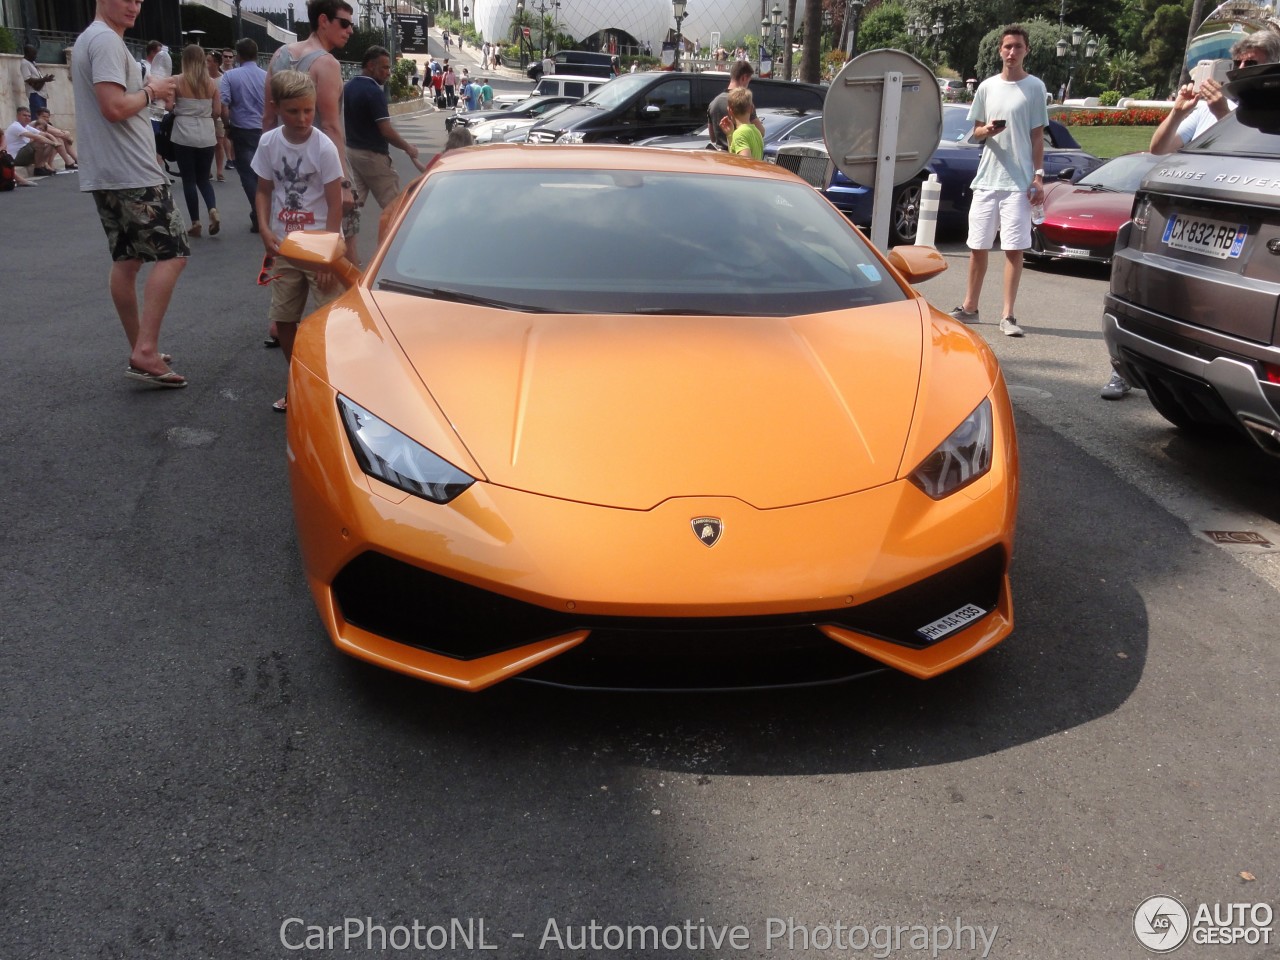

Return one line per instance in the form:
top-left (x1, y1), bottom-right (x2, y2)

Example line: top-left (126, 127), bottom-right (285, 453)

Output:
top-left (999, 317), bottom-right (1024, 337)
top-left (949, 305), bottom-right (979, 323)
top-left (1101, 371), bottom-right (1131, 400)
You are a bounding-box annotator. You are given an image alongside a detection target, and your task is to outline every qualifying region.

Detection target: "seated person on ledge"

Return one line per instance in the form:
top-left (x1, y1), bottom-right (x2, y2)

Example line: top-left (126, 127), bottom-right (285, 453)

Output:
top-left (4, 106), bottom-right (59, 176)
top-left (33, 109), bottom-right (78, 170)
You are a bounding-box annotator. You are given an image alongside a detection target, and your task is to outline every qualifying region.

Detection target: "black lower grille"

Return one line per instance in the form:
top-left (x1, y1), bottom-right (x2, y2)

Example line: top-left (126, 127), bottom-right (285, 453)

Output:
top-left (331, 546), bottom-right (1006, 662)
top-left (1120, 347), bottom-right (1250, 433)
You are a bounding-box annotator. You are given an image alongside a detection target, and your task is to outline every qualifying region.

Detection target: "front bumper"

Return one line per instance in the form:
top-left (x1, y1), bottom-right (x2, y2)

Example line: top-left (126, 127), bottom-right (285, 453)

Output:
top-left (288, 364), bottom-right (1018, 691)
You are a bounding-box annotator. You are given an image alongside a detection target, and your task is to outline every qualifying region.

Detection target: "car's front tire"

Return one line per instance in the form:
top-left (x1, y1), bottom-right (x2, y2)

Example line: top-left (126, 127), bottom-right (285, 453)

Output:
top-left (890, 181), bottom-right (922, 246)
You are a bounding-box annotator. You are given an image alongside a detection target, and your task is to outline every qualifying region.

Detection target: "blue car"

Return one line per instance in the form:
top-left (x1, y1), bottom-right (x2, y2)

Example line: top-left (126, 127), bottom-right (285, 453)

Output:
top-left (777, 104), bottom-right (1103, 245)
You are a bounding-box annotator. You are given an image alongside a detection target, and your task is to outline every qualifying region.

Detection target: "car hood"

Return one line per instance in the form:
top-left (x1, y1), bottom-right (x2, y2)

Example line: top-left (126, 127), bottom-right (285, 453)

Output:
top-left (529, 103), bottom-right (598, 135)
top-left (374, 296), bottom-right (926, 509)
top-left (1043, 184), bottom-right (1133, 226)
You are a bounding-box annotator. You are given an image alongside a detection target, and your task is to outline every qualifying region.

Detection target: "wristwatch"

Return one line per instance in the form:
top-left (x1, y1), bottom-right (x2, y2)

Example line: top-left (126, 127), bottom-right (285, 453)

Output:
top-left (1033, 168), bottom-right (1045, 177)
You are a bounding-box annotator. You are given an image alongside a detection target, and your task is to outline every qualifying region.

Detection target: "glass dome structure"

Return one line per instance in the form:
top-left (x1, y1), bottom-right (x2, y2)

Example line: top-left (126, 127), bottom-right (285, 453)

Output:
top-left (472, 0), bottom-right (806, 57)
top-left (1186, 0), bottom-right (1280, 68)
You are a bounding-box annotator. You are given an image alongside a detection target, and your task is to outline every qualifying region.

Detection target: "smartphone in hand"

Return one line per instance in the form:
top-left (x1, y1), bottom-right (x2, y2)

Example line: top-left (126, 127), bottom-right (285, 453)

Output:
top-left (990, 119), bottom-right (1007, 131)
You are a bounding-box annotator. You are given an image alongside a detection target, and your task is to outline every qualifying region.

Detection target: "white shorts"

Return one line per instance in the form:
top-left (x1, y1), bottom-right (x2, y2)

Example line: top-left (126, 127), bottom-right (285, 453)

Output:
top-left (967, 188), bottom-right (1032, 251)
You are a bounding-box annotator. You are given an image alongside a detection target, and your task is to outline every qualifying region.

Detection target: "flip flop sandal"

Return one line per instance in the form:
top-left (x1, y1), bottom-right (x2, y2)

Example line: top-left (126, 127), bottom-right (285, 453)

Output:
top-left (125, 366), bottom-right (188, 388)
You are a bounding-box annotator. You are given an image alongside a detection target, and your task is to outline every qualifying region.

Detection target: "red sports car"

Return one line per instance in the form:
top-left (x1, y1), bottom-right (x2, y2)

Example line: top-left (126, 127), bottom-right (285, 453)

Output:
top-left (1026, 152), bottom-right (1161, 265)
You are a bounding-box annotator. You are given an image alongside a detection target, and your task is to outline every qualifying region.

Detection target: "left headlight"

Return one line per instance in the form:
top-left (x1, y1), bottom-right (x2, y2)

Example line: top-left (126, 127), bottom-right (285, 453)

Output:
top-left (558, 131), bottom-right (586, 144)
top-left (337, 396), bottom-right (475, 504)
top-left (908, 398), bottom-right (993, 499)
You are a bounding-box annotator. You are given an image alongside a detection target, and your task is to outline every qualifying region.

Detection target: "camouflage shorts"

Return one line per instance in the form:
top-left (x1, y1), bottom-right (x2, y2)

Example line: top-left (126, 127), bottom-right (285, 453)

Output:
top-left (92, 185), bottom-right (191, 262)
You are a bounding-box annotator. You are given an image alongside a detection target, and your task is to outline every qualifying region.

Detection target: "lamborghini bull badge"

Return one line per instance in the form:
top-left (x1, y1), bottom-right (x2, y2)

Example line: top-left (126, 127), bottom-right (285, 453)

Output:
top-left (691, 517), bottom-right (723, 547)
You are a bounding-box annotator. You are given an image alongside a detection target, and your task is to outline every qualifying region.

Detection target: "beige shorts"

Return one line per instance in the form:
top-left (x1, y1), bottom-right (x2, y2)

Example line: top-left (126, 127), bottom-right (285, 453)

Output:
top-left (348, 147), bottom-right (403, 215)
top-left (268, 261), bottom-right (341, 326)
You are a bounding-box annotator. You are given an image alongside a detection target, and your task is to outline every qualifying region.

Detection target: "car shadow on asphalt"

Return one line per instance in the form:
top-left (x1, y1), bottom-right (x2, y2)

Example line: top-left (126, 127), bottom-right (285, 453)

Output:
top-left (329, 416), bottom-right (1154, 777)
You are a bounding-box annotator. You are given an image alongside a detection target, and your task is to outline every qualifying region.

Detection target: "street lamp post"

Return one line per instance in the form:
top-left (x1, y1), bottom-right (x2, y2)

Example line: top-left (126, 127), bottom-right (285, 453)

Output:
top-left (931, 17), bottom-right (944, 63)
top-left (516, 0), bottom-right (528, 70)
top-left (845, 0), bottom-right (864, 58)
top-left (672, 0), bottom-right (688, 71)
top-left (287, 1), bottom-right (294, 31)
top-left (907, 17), bottom-right (923, 53)
top-left (1056, 26), bottom-right (1097, 101)
top-left (536, 0), bottom-right (548, 58)
top-left (760, 3), bottom-right (784, 77)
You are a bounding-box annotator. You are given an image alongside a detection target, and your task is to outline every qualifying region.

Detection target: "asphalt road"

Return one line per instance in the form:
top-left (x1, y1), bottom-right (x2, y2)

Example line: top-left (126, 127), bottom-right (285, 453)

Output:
top-left (2, 121), bottom-right (1278, 960)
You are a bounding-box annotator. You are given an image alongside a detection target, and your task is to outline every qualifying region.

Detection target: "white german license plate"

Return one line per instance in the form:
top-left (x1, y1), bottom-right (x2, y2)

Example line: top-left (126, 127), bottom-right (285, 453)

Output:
top-left (1161, 214), bottom-right (1247, 259)
top-left (917, 603), bottom-right (987, 643)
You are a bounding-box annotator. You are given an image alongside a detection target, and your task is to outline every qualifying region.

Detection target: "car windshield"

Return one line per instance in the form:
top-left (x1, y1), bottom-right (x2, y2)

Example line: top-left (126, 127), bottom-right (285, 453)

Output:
top-left (1077, 152), bottom-right (1160, 192)
top-left (760, 112), bottom-right (818, 138)
top-left (941, 107), bottom-right (972, 142)
top-left (377, 167), bottom-right (907, 316)
top-left (576, 73), bottom-right (652, 109)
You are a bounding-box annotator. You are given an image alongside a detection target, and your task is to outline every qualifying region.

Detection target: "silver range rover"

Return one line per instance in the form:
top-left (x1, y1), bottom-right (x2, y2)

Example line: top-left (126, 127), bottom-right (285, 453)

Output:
top-left (1103, 63), bottom-right (1280, 456)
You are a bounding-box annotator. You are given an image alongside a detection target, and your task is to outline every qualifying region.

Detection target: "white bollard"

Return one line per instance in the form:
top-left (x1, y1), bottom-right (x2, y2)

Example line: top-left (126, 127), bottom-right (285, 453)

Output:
top-left (916, 173), bottom-right (941, 248)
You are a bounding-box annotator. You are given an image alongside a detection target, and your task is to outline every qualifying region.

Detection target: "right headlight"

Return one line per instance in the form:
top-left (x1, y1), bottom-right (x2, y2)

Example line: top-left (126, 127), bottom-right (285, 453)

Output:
top-left (337, 396), bottom-right (475, 504)
top-left (908, 398), bottom-right (993, 499)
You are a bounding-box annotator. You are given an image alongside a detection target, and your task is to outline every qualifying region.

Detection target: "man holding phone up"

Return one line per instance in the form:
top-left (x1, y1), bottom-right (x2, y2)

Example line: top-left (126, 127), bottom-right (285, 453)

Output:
top-left (948, 24), bottom-right (1048, 338)
top-left (1148, 31), bottom-right (1280, 156)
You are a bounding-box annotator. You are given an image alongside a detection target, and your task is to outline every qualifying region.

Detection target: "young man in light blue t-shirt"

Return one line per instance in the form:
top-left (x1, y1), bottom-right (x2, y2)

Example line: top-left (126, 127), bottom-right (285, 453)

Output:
top-left (948, 24), bottom-right (1048, 338)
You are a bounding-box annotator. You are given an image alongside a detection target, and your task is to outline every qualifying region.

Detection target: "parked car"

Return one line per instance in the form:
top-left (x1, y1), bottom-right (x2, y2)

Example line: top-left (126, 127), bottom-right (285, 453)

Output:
top-left (1103, 63), bottom-right (1280, 454)
top-left (493, 74), bottom-right (607, 108)
top-left (279, 145), bottom-right (1019, 691)
top-left (526, 72), bottom-right (825, 144)
top-left (938, 78), bottom-right (967, 101)
top-left (1026, 152), bottom-right (1161, 265)
top-left (636, 107), bottom-right (824, 151)
top-left (448, 94), bottom-right (575, 134)
top-left (482, 103), bottom-right (576, 144)
top-left (527, 49), bottom-right (618, 79)
top-left (776, 104), bottom-right (1103, 245)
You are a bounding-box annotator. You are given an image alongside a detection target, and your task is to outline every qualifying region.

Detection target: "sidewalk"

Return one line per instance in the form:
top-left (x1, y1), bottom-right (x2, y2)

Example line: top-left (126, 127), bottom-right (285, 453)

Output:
top-left (401, 27), bottom-right (530, 84)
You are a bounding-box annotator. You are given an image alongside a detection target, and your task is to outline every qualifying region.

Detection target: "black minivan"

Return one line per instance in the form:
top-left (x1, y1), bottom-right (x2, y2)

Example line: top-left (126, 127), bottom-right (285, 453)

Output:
top-left (525, 72), bottom-right (825, 144)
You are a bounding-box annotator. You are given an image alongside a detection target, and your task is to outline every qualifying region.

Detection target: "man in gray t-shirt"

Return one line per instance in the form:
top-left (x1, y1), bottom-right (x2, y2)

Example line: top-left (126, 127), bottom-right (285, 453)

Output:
top-left (707, 60), bottom-right (761, 150)
top-left (73, 3), bottom-right (190, 388)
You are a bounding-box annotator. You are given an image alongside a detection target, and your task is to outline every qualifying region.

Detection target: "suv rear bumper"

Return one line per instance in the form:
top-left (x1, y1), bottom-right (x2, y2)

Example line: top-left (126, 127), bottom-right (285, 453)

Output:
top-left (1103, 302), bottom-right (1280, 456)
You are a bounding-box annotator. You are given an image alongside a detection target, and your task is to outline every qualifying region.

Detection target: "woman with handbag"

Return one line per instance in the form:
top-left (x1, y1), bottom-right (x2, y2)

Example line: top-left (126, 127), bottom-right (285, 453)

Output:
top-left (171, 44), bottom-right (223, 237)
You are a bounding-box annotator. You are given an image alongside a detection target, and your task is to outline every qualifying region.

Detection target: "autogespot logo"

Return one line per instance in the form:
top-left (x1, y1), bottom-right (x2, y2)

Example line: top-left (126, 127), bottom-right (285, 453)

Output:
top-left (1134, 895), bottom-right (1191, 952)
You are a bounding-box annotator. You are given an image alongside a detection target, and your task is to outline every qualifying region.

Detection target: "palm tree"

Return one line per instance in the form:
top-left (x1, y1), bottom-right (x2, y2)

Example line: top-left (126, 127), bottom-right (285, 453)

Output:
top-left (1106, 49), bottom-right (1141, 93)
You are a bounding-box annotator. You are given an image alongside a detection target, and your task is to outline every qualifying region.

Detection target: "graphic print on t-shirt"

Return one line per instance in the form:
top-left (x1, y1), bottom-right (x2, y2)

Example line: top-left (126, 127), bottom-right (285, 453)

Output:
top-left (275, 155), bottom-right (317, 231)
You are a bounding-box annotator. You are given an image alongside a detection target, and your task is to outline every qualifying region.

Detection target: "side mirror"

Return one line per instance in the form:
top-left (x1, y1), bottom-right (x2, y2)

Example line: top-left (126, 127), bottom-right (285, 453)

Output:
top-left (887, 244), bottom-right (948, 284)
top-left (278, 231), bottom-right (361, 288)
top-left (1057, 166), bottom-right (1076, 181)
top-left (641, 104), bottom-right (661, 119)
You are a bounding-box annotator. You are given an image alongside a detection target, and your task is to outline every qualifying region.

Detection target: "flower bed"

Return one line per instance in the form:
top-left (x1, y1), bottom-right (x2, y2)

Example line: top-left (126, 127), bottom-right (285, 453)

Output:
top-left (1067, 106), bottom-right (1171, 126)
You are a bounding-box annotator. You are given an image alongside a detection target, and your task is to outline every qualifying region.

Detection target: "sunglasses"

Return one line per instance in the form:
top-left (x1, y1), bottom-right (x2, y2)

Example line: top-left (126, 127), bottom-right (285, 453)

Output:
top-left (258, 254), bottom-right (283, 286)
top-left (1234, 56), bottom-right (1261, 67)
top-left (332, 16), bottom-right (354, 29)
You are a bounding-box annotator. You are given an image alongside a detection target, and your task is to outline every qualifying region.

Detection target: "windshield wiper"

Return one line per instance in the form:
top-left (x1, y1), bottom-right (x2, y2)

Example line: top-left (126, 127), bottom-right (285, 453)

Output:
top-left (377, 279), bottom-right (554, 312)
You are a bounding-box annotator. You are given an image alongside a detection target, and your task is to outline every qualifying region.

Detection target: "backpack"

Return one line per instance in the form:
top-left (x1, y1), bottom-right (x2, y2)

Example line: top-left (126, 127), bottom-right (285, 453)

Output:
top-left (0, 150), bottom-right (16, 191)
top-left (155, 111), bottom-right (177, 162)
